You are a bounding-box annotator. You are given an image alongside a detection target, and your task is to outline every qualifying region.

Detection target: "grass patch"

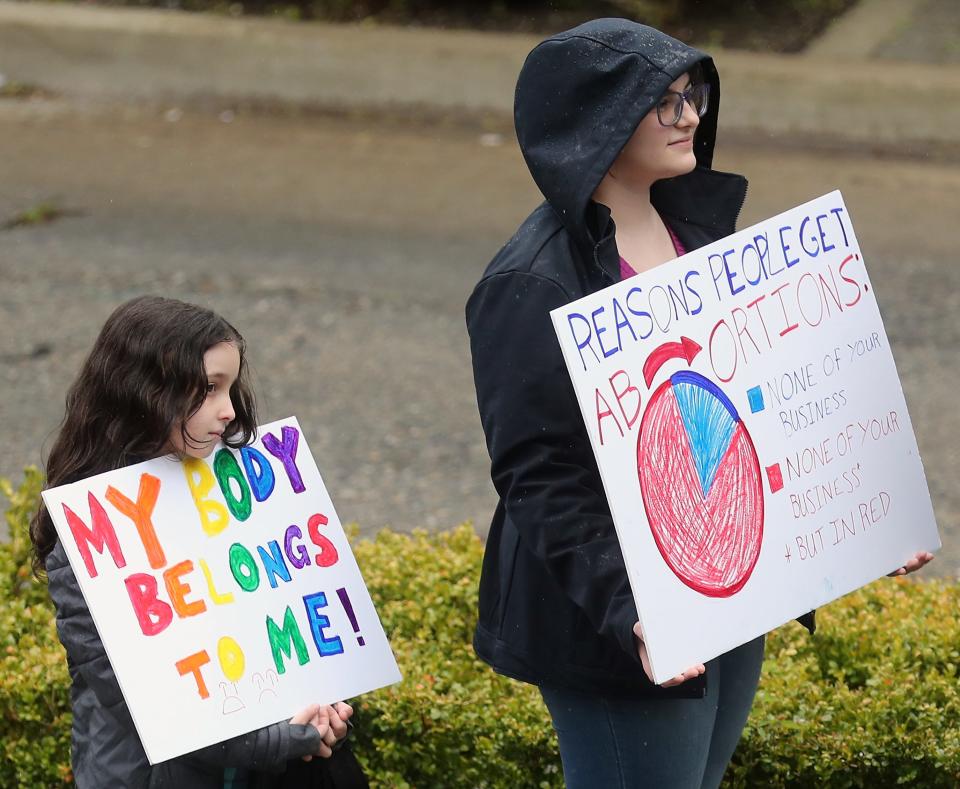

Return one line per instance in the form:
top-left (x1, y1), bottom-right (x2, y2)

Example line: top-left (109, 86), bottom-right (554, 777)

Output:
top-left (2, 202), bottom-right (81, 231)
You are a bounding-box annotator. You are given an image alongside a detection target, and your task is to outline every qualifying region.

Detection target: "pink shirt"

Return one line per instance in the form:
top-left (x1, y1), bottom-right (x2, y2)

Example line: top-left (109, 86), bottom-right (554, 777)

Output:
top-left (619, 223), bottom-right (686, 279)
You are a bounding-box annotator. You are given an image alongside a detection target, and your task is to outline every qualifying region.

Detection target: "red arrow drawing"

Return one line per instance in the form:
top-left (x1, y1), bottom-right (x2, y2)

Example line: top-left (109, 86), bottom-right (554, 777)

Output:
top-left (642, 336), bottom-right (702, 388)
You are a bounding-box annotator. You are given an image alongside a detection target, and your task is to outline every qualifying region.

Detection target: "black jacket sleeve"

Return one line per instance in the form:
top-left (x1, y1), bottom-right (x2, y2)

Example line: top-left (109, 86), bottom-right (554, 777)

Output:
top-left (467, 269), bottom-right (641, 661)
top-left (47, 540), bottom-right (131, 712)
top-left (178, 722), bottom-right (320, 772)
top-left (46, 540), bottom-right (154, 786)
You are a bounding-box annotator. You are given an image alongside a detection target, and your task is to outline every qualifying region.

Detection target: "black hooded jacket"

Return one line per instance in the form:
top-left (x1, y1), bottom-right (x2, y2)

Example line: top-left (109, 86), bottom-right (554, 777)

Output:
top-left (467, 19), bottom-right (812, 698)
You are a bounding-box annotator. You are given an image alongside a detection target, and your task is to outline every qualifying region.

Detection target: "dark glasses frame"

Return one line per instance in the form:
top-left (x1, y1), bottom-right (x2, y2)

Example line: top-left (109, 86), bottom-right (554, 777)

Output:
top-left (656, 83), bottom-right (710, 127)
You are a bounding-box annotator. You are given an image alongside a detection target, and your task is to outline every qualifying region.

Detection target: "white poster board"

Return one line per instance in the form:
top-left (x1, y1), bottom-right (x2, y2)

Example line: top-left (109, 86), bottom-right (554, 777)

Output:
top-left (42, 416), bottom-right (401, 764)
top-left (550, 191), bottom-right (940, 683)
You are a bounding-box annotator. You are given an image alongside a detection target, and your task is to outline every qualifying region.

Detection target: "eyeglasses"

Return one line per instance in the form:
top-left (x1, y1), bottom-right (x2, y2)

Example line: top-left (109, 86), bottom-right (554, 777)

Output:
top-left (656, 83), bottom-right (710, 127)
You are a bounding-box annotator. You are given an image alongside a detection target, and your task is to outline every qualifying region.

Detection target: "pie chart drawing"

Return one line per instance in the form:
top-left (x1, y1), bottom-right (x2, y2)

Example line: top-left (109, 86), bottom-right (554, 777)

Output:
top-left (637, 370), bottom-right (763, 597)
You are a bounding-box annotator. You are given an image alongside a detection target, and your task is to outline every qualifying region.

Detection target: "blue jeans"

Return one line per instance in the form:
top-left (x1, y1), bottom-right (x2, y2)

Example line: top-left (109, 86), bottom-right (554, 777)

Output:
top-left (539, 636), bottom-right (764, 789)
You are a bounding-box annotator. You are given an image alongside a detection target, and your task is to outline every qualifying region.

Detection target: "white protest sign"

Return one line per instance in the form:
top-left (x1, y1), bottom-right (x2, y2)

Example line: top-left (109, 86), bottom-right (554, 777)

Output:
top-left (42, 416), bottom-right (401, 764)
top-left (550, 191), bottom-right (940, 683)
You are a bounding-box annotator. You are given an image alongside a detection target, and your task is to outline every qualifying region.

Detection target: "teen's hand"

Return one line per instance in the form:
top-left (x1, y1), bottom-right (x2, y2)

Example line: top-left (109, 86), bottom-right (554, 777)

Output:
top-left (888, 551), bottom-right (934, 577)
top-left (633, 622), bottom-right (705, 688)
top-left (289, 704), bottom-right (333, 760)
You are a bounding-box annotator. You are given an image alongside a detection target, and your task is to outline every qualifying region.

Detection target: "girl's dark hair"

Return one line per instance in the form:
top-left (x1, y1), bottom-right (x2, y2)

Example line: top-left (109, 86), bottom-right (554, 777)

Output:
top-left (30, 296), bottom-right (258, 575)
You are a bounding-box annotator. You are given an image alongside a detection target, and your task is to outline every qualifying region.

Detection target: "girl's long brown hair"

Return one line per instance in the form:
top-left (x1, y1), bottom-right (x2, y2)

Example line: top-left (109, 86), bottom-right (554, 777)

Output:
top-left (30, 296), bottom-right (258, 575)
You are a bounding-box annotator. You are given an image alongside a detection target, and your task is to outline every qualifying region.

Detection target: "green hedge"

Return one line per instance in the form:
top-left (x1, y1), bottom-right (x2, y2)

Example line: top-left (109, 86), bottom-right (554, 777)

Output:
top-left (0, 469), bottom-right (73, 786)
top-left (2, 469), bottom-right (959, 787)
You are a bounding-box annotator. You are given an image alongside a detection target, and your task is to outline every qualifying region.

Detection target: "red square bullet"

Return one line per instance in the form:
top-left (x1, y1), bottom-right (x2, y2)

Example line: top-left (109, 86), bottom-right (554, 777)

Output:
top-left (766, 463), bottom-right (784, 493)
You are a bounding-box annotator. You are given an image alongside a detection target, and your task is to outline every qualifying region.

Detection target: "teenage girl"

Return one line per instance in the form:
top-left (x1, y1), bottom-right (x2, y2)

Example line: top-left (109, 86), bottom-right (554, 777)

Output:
top-left (30, 296), bottom-right (361, 789)
top-left (466, 19), bottom-right (932, 788)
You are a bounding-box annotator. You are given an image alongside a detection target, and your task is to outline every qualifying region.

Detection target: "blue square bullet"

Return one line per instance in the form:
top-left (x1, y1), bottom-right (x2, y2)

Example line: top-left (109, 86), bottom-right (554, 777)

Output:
top-left (747, 386), bottom-right (765, 413)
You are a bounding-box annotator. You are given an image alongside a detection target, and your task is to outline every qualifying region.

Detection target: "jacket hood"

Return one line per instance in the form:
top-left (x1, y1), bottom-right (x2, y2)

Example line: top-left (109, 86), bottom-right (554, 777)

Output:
top-left (515, 19), bottom-right (720, 244)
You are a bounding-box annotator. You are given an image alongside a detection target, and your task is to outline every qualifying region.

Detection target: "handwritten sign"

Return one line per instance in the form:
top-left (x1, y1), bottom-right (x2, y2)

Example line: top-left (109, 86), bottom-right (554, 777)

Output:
top-left (550, 192), bottom-right (940, 683)
top-left (42, 417), bottom-right (401, 764)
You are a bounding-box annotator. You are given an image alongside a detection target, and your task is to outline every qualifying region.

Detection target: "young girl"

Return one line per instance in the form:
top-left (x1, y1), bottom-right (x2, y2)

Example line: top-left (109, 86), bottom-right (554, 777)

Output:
top-left (31, 296), bottom-right (362, 789)
top-left (466, 19), bottom-right (932, 789)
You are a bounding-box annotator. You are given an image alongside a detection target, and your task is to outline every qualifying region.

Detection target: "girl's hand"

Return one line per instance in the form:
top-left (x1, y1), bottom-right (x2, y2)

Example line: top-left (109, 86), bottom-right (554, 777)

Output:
top-left (329, 701), bottom-right (354, 743)
top-left (888, 551), bottom-right (934, 577)
top-left (289, 704), bottom-right (333, 760)
top-left (316, 702), bottom-right (352, 751)
top-left (633, 622), bottom-right (705, 688)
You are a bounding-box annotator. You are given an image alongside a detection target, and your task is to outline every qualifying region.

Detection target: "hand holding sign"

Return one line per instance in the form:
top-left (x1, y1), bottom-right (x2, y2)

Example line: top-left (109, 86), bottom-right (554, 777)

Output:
top-left (289, 704), bottom-right (332, 760)
top-left (632, 622), bottom-right (704, 688)
top-left (291, 701), bottom-right (354, 760)
top-left (888, 551), bottom-right (934, 577)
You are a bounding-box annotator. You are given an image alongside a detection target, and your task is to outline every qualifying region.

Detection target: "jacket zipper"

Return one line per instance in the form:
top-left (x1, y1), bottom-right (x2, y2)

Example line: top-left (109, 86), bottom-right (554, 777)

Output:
top-left (592, 236), bottom-right (616, 286)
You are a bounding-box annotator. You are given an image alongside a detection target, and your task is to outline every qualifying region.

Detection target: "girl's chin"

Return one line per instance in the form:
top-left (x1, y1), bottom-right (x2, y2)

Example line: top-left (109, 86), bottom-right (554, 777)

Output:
top-left (165, 444), bottom-right (216, 461)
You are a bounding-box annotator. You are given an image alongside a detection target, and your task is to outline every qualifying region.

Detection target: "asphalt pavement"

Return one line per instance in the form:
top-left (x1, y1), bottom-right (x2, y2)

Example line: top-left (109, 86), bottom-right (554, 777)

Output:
top-left (1, 1), bottom-right (958, 576)
top-left (1, 0), bottom-right (959, 157)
